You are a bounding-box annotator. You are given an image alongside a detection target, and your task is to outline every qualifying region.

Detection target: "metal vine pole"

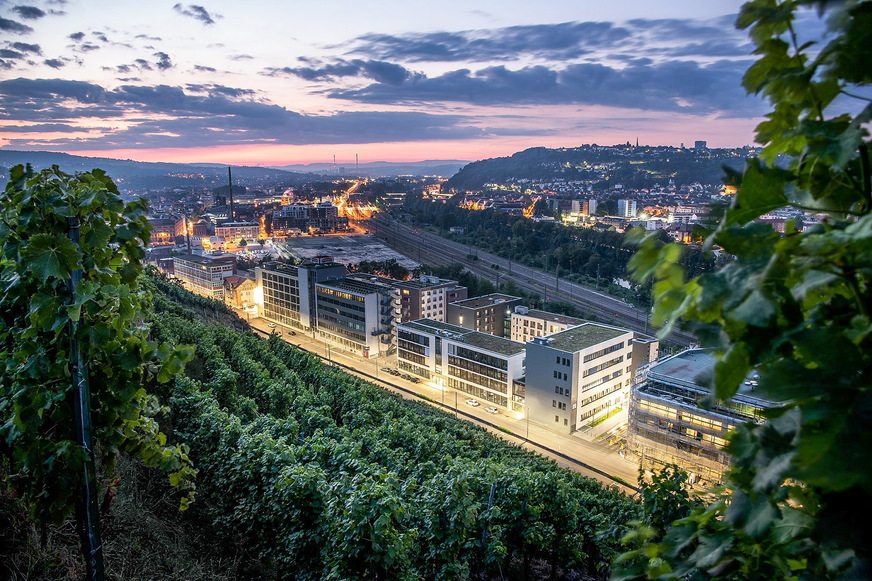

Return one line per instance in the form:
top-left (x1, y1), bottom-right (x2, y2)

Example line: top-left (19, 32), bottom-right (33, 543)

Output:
top-left (67, 216), bottom-right (105, 581)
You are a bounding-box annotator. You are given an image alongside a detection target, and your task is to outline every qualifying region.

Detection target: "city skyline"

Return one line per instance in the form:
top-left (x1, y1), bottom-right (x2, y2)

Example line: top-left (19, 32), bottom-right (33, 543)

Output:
top-left (0, 1), bottom-right (826, 166)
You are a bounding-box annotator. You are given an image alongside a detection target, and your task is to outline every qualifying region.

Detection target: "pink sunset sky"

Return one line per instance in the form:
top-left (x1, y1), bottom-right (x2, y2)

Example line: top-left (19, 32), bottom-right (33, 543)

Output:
top-left (0, 1), bottom-right (824, 166)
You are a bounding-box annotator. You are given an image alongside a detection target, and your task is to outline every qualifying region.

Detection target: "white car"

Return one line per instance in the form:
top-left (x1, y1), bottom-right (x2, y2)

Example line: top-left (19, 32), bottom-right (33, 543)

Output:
top-left (465, 399), bottom-right (480, 407)
top-left (267, 323), bottom-right (276, 328)
top-left (484, 407), bottom-right (499, 414)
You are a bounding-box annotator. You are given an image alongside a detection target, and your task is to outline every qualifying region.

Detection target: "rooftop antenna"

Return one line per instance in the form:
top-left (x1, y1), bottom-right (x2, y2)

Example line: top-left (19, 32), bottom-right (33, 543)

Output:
top-left (333, 154), bottom-right (337, 175)
top-left (185, 215), bottom-right (192, 254)
top-left (228, 166), bottom-right (234, 222)
top-left (356, 153), bottom-right (359, 176)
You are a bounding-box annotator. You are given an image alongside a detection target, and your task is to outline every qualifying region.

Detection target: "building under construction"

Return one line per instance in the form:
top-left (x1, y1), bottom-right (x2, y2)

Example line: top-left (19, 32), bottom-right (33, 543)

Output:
top-left (627, 349), bottom-right (778, 485)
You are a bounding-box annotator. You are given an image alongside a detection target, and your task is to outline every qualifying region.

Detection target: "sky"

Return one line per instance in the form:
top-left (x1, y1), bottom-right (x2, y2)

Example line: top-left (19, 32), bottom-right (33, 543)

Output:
top-left (0, 1), bottom-right (819, 166)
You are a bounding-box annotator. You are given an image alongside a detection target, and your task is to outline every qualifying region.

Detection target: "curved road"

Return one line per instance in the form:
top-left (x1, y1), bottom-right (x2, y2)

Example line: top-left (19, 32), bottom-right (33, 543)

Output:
top-left (364, 215), bottom-right (696, 348)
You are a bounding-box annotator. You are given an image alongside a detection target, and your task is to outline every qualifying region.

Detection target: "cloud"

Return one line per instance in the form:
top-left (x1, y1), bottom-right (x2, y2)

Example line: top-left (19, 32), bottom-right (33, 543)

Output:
top-left (323, 59), bottom-right (763, 116)
top-left (264, 59), bottom-right (419, 85)
top-left (0, 17), bottom-right (33, 34)
top-left (230, 54), bottom-right (253, 60)
top-left (154, 51), bottom-right (173, 70)
top-left (0, 49), bottom-right (25, 59)
top-left (346, 22), bottom-right (631, 63)
top-left (12, 42), bottom-right (41, 54)
top-left (172, 3), bottom-right (220, 26)
top-left (135, 34), bottom-right (162, 41)
top-left (44, 58), bottom-right (65, 68)
top-left (68, 31), bottom-right (84, 41)
top-left (0, 78), bottom-right (491, 150)
top-left (12, 5), bottom-right (46, 20)
top-left (194, 64), bottom-right (216, 72)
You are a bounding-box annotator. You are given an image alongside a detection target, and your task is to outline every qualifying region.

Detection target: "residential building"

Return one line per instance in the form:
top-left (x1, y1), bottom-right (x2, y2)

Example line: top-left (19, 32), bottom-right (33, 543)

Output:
top-left (147, 216), bottom-right (184, 246)
top-left (173, 253), bottom-right (237, 299)
top-left (617, 199), bottom-right (637, 218)
top-left (396, 319), bottom-right (526, 409)
top-left (215, 221), bottom-right (260, 242)
top-left (256, 256), bottom-right (346, 330)
top-left (223, 275), bottom-right (257, 310)
top-left (393, 275), bottom-right (468, 323)
top-left (446, 293), bottom-right (523, 338)
top-left (525, 324), bottom-right (634, 433)
top-left (316, 277), bottom-right (399, 358)
top-left (627, 349), bottom-right (778, 485)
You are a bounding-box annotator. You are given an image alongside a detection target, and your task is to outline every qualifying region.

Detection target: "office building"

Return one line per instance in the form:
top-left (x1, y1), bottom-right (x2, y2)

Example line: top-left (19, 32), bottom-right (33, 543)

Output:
top-left (256, 257), bottom-right (346, 330)
top-left (173, 254), bottom-right (237, 299)
top-left (510, 306), bottom-right (587, 343)
top-left (316, 277), bottom-right (399, 358)
top-left (446, 293), bottom-right (523, 338)
top-left (396, 319), bottom-right (526, 410)
top-left (215, 221), bottom-right (260, 242)
top-left (627, 349), bottom-right (777, 484)
top-left (525, 324), bottom-right (634, 433)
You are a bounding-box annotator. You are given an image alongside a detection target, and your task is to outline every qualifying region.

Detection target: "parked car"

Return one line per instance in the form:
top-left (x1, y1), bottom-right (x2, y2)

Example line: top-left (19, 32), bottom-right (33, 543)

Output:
top-left (381, 367), bottom-right (390, 372)
top-left (484, 407), bottom-right (499, 414)
top-left (288, 330), bottom-right (296, 336)
top-left (267, 323), bottom-right (276, 328)
top-left (465, 399), bottom-right (480, 407)
top-left (410, 377), bottom-right (420, 384)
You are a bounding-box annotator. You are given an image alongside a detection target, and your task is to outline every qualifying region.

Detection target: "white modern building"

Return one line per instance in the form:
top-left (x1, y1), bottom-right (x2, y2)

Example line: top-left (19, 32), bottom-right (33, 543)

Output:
top-left (396, 319), bottom-right (526, 410)
top-left (525, 323), bottom-right (635, 433)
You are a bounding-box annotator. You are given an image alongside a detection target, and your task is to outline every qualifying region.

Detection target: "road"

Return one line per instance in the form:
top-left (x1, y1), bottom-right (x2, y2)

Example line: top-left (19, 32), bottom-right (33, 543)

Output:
top-left (247, 316), bottom-right (639, 494)
top-left (363, 215), bottom-right (697, 348)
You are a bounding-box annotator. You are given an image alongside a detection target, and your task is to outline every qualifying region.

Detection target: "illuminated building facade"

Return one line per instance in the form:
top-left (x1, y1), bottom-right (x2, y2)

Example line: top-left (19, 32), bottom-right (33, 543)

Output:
top-left (173, 254), bottom-right (237, 299)
top-left (446, 293), bottom-right (523, 338)
top-left (627, 349), bottom-right (777, 484)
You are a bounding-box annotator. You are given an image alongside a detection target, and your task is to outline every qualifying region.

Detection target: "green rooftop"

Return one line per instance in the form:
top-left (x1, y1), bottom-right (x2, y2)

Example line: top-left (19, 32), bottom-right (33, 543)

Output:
top-left (461, 333), bottom-right (526, 356)
top-left (546, 324), bottom-right (630, 352)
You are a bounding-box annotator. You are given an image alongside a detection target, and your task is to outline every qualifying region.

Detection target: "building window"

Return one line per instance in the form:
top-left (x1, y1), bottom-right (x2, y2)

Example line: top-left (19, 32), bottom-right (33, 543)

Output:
top-left (555, 415), bottom-right (560, 423)
top-left (553, 400), bottom-right (557, 407)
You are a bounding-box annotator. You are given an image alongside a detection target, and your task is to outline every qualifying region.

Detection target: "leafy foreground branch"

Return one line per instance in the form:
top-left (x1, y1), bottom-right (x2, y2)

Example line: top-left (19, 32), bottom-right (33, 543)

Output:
top-left (615, 2), bottom-right (872, 579)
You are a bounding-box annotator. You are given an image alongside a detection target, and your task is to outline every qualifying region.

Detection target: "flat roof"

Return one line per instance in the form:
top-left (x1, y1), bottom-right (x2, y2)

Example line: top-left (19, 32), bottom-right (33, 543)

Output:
top-left (318, 278), bottom-right (388, 295)
top-left (545, 323), bottom-right (630, 352)
top-left (519, 308), bottom-right (588, 327)
top-left (461, 333), bottom-right (525, 356)
top-left (174, 254), bottom-right (233, 265)
top-left (399, 319), bottom-right (524, 356)
top-left (451, 293), bottom-right (521, 309)
top-left (648, 349), bottom-right (715, 387)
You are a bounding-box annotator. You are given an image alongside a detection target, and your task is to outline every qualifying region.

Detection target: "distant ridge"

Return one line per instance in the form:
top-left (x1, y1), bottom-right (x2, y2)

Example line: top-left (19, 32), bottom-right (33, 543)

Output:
top-left (271, 159), bottom-right (469, 177)
top-left (0, 150), bottom-right (314, 191)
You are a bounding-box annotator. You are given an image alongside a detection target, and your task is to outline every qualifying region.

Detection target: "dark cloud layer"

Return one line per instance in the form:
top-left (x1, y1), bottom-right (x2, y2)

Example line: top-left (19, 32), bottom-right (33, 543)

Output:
top-left (0, 78), bottom-right (489, 150)
top-left (266, 59), bottom-right (419, 85)
top-left (344, 18), bottom-right (749, 63)
top-left (12, 5), bottom-right (46, 20)
top-left (172, 3), bottom-right (220, 26)
top-left (321, 59), bottom-right (763, 117)
top-left (0, 17), bottom-right (33, 34)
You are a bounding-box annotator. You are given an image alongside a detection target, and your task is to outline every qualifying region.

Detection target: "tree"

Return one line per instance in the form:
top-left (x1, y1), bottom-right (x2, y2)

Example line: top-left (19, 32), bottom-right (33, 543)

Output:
top-left (616, 1), bottom-right (872, 579)
top-left (0, 166), bottom-right (196, 571)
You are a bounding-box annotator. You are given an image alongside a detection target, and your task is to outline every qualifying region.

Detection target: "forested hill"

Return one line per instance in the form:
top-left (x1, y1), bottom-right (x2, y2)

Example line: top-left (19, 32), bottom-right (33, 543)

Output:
top-left (444, 145), bottom-right (750, 192)
top-left (0, 150), bottom-right (312, 191)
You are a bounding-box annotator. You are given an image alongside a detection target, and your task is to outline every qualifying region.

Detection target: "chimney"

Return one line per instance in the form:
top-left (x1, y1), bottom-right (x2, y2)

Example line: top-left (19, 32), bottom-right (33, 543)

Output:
top-left (228, 166), bottom-right (234, 221)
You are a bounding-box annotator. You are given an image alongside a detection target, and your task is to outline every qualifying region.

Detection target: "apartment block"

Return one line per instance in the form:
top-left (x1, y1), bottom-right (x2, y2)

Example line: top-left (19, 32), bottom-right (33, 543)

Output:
top-left (316, 277), bottom-right (399, 358)
top-left (271, 202), bottom-right (349, 235)
top-left (525, 324), bottom-right (634, 433)
top-left (393, 275), bottom-right (468, 322)
top-left (173, 254), bottom-right (237, 299)
top-left (627, 349), bottom-right (777, 485)
top-left (396, 319), bottom-right (526, 409)
top-left (446, 293), bottom-right (523, 338)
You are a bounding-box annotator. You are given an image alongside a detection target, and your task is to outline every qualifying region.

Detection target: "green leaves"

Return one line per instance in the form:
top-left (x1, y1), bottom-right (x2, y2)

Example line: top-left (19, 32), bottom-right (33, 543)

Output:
top-left (21, 233), bottom-right (79, 282)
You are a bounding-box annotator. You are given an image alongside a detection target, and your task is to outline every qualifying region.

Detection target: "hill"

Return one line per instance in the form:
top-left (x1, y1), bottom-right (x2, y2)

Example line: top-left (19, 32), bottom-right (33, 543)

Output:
top-left (272, 159), bottom-right (469, 178)
top-left (444, 145), bottom-right (750, 192)
top-left (0, 150), bottom-right (313, 192)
